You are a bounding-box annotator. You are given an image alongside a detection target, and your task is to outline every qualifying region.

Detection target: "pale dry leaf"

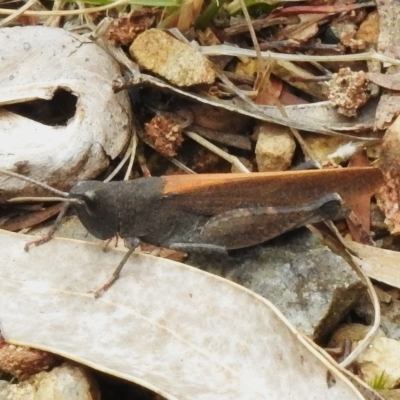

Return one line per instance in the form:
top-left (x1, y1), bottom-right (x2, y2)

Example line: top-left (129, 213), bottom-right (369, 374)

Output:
top-left (260, 98), bottom-right (379, 134)
top-left (0, 230), bottom-right (370, 400)
top-left (346, 240), bottom-right (400, 289)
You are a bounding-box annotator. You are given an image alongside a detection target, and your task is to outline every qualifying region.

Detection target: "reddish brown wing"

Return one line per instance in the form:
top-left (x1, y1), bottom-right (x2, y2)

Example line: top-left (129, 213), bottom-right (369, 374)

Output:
top-left (161, 167), bottom-right (383, 215)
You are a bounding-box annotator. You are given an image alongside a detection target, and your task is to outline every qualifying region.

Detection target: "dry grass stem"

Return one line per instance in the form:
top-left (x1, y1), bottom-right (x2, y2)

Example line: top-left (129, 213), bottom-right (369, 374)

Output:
top-left (201, 45), bottom-right (400, 66)
top-left (0, 0), bottom-right (37, 27)
top-left (184, 130), bottom-right (251, 173)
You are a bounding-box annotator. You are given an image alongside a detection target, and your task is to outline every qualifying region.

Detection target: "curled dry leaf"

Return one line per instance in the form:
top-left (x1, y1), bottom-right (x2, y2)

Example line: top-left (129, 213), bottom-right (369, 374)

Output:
top-left (0, 230), bottom-right (372, 400)
top-left (126, 72), bottom-right (380, 138)
top-left (0, 26), bottom-right (132, 201)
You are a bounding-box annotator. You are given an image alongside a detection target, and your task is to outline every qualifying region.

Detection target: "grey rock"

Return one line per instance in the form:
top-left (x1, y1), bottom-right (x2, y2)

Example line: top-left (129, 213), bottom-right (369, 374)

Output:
top-left (188, 228), bottom-right (366, 341)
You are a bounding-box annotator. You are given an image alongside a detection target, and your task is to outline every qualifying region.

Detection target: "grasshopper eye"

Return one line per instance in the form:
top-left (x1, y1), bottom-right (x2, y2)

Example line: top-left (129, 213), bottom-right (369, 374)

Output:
top-left (83, 190), bottom-right (97, 203)
top-left (82, 190), bottom-right (99, 213)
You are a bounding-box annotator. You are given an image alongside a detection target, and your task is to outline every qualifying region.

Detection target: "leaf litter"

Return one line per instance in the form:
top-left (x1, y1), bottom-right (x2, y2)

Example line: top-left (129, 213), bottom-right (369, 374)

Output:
top-left (2, 0), bottom-right (400, 398)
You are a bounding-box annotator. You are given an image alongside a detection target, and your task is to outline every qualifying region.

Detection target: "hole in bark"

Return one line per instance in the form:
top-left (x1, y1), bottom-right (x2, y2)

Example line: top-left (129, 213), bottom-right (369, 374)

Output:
top-left (3, 89), bottom-right (77, 126)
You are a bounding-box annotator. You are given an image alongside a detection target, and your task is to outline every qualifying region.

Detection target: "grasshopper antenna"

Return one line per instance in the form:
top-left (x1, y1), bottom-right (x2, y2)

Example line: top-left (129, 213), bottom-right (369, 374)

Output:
top-left (0, 168), bottom-right (83, 205)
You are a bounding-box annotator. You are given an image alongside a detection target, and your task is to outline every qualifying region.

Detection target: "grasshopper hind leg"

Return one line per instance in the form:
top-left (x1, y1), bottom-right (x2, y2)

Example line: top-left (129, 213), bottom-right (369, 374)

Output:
top-left (199, 193), bottom-right (343, 250)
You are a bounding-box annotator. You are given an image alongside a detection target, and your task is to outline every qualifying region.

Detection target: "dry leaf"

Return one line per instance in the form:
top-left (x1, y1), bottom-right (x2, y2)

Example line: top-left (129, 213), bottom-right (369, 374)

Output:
top-left (347, 151), bottom-right (373, 243)
top-left (0, 230), bottom-right (371, 400)
top-left (127, 72), bottom-right (379, 138)
top-left (346, 241), bottom-right (400, 289)
top-left (1, 203), bottom-right (64, 232)
top-left (367, 72), bottom-right (400, 91)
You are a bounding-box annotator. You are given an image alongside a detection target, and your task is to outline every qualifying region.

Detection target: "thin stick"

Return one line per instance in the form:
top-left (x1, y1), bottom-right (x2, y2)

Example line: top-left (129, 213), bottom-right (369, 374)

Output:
top-left (184, 130), bottom-right (251, 173)
top-left (124, 130), bottom-right (138, 181)
top-left (216, 70), bottom-right (259, 110)
top-left (237, 0), bottom-right (264, 87)
top-left (44, 0), bottom-right (64, 27)
top-left (318, 221), bottom-right (381, 368)
top-left (340, 270), bottom-right (380, 368)
top-left (166, 157), bottom-right (196, 174)
top-left (275, 100), bottom-right (317, 162)
top-left (138, 121), bottom-right (196, 175)
top-left (200, 45), bottom-right (400, 66)
top-left (137, 146), bottom-right (152, 177)
top-left (0, 169), bottom-right (70, 197)
top-left (103, 136), bottom-right (135, 183)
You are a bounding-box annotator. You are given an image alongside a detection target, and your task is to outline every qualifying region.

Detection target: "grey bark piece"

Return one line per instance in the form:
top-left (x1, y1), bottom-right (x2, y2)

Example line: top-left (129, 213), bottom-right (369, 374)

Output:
top-left (188, 228), bottom-right (366, 341)
top-left (0, 26), bottom-right (132, 200)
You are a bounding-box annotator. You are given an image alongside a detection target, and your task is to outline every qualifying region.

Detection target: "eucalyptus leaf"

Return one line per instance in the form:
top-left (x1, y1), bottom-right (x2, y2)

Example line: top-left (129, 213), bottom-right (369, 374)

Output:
top-left (0, 230), bottom-right (369, 399)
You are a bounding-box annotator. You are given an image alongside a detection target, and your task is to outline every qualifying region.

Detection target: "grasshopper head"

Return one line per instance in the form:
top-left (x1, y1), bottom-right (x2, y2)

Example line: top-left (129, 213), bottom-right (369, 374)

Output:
top-left (69, 181), bottom-right (119, 240)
